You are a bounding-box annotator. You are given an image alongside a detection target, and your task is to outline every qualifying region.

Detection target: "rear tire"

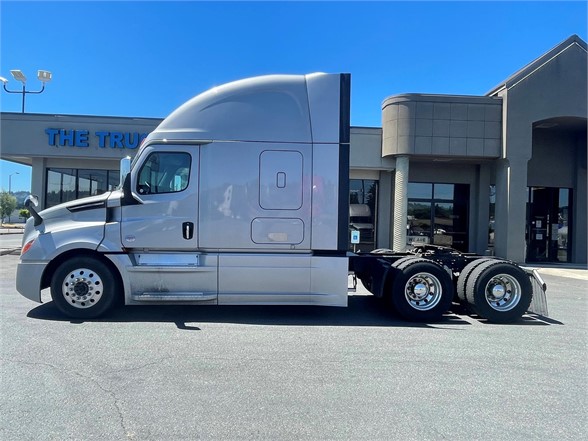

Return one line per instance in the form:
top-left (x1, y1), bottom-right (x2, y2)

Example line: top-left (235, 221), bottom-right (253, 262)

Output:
top-left (50, 256), bottom-right (120, 319)
top-left (465, 260), bottom-right (532, 323)
top-left (389, 258), bottom-right (454, 322)
top-left (456, 258), bottom-right (497, 302)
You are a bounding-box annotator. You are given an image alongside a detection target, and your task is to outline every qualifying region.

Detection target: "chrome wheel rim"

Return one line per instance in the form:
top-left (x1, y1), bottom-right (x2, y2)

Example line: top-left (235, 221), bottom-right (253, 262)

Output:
top-left (404, 273), bottom-right (443, 311)
top-left (62, 268), bottom-right (103, 309)
top-left (484, 274), bottom-right (521, 312)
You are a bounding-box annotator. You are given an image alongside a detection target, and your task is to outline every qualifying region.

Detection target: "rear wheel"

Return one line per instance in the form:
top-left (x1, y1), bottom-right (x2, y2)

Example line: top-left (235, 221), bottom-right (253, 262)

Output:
top-left (456, 258), bottom-right (497, 302)
top-left (465, 260), bottom-right (532, 323)
top-left (50, 256), bottom-right (120, 319)
top-left (389, 258), bottom-right (454, 322)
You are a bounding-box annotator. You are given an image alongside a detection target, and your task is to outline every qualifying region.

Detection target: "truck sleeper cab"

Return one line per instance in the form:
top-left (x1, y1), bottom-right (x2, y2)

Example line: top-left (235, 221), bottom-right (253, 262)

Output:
top-left (17, 73), bottom-right (352, 319)
top-left (16, 73), bottom-right (546, 323)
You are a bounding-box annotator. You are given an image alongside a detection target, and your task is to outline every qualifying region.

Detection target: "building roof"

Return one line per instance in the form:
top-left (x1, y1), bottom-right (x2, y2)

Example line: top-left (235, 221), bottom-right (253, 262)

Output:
top-left (486, 34), bottom-right (587, 96)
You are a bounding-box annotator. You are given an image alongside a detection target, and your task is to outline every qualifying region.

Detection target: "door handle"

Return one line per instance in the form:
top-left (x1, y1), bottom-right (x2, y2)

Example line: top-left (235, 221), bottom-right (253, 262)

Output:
top-left (183, 222), bottom-right (194, 240)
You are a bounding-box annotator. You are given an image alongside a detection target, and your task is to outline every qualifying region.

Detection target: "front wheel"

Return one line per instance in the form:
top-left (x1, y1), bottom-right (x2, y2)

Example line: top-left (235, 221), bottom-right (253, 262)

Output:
top-left (50, 256), bottom-right (120, 319)
top-left (389, 259), bottom-right (454, 322)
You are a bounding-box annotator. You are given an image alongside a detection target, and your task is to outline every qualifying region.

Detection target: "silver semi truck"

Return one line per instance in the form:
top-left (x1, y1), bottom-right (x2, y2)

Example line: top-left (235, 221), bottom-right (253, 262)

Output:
top-left (16, 73), bottom-right (547, 323)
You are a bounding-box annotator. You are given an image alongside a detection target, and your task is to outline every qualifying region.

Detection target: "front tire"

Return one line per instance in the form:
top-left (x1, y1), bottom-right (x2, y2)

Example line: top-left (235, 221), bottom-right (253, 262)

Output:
top-left (389, 259), bottom-right (454, 322)
top-left (50, 256), bottom-right (120, 319)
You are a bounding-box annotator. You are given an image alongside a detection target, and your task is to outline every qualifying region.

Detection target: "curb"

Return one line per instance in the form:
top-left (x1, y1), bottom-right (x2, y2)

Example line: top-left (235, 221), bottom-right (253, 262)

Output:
top-left (0, 248), bottom-right (20, 256)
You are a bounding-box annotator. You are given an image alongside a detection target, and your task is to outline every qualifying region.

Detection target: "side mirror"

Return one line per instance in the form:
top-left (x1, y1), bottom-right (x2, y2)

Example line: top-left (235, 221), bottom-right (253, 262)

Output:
top-left (119, 156), bottom-right (131, 188)
top-left (24, 195), bottom-right (43, 227)
top-left (24, 195), bottom-right (39, 209)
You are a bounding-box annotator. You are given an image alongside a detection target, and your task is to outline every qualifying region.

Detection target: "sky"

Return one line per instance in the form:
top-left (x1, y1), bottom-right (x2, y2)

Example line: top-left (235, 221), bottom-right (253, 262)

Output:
top-left (0, 0), bottom-right (586, 192)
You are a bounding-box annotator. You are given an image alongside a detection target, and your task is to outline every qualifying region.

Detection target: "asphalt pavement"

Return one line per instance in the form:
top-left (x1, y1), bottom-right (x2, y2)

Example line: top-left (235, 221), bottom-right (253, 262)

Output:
top-left (0, 251), bottom-right (586, 440)
top-left (0, 226), bottom-right (24, 256)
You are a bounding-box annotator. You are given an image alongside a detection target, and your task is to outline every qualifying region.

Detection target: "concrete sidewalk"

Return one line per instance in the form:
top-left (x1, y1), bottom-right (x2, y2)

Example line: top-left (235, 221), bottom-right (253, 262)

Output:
top-left (0, 224), bottom-right (25, 235)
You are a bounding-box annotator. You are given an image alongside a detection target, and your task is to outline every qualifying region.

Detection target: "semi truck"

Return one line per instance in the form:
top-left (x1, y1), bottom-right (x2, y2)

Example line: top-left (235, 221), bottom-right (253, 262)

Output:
top-left (16, 73), bottom-right (547, 323)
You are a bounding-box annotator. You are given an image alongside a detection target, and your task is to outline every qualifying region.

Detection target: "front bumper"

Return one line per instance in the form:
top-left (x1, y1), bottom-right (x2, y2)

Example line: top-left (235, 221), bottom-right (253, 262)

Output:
top-left (16, 261), bottom-right (47, 303)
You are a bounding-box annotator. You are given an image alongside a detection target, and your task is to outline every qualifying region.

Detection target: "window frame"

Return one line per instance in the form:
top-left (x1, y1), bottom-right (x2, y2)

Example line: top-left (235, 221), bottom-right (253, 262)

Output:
top-left (135, 151), bottom-right (192, 196)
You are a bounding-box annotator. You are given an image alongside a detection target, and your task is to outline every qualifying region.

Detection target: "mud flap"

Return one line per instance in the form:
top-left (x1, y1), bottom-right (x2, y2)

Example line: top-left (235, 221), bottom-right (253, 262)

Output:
top-left (526, 269), bottom-right (548, 317)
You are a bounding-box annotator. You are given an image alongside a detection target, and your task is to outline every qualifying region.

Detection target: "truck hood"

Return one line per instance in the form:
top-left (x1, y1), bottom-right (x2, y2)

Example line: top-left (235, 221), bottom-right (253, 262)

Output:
top-left (38, 192), bottom-right (113, 222)
top-left (20, 191), bottom-right (122, 262)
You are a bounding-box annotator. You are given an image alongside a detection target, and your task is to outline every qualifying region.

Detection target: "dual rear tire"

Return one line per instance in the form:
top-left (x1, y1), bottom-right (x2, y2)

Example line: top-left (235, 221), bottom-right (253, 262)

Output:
top-left (388, 258), bottom-right (454, 322)
top-left (387, 257), bottom-right (533, 323)
top-left (461, 259), bottom-right (533, 323)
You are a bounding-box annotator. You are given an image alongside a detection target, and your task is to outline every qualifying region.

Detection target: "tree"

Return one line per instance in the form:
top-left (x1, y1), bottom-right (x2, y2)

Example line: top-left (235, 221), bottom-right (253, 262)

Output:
top-left (0, 192), bottom-right (17, 224)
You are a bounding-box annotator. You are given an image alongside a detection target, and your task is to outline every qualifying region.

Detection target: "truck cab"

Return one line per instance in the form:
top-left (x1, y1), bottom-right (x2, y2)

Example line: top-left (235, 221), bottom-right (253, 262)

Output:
top-left (17, 73), bottom-right (352, 318)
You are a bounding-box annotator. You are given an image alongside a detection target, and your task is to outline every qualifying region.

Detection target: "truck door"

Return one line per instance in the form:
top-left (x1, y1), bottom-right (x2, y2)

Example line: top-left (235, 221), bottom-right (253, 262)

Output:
top-left (121, 144), bottom-right (199, 250)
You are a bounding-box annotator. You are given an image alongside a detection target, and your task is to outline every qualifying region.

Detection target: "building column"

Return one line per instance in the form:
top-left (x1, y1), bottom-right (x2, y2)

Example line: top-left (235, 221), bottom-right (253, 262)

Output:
top-left (573, 138), bottom-right (587, 263)
top-left (377, 170), bottom-right (393, 249)
top-left (31, 157), bottom-right (46, 209)
top-left (494, 157), bottom-right (528, 262)
top-left (392, 155), bottom-right (409, 251)
top-left (474, 163), bottom-right (492, 255)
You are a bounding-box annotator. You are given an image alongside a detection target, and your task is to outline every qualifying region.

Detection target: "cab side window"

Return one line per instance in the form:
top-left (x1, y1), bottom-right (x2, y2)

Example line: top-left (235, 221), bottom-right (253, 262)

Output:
top-left (137, 152), bottom-right (191, 195)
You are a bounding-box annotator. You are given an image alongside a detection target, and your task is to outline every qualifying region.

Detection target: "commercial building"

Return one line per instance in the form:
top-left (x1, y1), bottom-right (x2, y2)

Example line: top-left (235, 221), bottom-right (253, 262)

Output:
top-left (1, 35), bottom-right (586, 264)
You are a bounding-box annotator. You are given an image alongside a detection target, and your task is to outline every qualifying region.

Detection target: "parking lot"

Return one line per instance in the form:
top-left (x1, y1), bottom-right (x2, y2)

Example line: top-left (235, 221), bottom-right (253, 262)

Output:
top-left (1, 251), bottom-right (586, 440)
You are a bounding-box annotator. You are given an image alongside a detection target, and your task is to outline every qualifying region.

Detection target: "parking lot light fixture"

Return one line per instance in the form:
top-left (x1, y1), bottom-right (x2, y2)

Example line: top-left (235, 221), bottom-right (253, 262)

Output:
top-left (38, 70), bottom-right (52, 83)
top-left (10, 70), bottom-right (27, 83)
top-left (2, 69), bottom-right (52, 113)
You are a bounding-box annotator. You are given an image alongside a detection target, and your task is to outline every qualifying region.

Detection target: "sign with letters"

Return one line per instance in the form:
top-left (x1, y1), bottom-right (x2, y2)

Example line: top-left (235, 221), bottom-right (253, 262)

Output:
top-left (45, 128), bottom-right (148, 150)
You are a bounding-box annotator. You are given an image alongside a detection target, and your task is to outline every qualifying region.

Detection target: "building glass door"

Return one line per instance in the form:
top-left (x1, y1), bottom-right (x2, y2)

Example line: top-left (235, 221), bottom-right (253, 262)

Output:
top-left (407, 183), bottom-right (469, 252)
top-left (526, 187), bottom-right (572, 263)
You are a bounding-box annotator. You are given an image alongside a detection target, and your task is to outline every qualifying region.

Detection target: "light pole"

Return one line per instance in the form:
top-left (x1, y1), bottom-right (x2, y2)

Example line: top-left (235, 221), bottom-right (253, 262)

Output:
top-left (0, 69), bottom-right (52, 113)
top-left (8, 172), bottom-right (20, 194)
top-left (8, 172), bottom-right (19, 223)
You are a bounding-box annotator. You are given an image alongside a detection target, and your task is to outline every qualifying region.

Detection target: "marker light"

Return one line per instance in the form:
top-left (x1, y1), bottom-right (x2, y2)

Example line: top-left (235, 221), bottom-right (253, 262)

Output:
top-left (21, 239), bottom-right (35, 256)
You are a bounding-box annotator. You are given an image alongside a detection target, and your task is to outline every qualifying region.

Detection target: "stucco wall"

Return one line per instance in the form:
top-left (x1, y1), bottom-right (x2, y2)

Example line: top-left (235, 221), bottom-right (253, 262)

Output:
top-left (492, 41), bottom-right (587, 263)
top-left (382, 94), bottom-right (502, 158)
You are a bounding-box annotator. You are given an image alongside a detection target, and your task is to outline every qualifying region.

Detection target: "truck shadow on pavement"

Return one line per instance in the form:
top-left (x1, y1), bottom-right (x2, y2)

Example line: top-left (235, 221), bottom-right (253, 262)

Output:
top-left (27, 294), bottom-right (558, 328)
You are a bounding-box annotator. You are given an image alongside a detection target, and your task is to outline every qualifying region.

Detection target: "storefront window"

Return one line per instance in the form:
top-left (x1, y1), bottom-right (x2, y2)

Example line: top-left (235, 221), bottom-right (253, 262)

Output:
top-left (46, 168), bottom-right (119, 208)
top-left (434, 184), bottom-right (454, 200)
top-left (488, 185), bottom-right (496, 250)
top-left (78, 170), bottom-right (108, 199)
top-left (349, 179), bottom-right (378, 251)
top-left (558, 189), bottom-right (571, 262)
top-left (407, 183), bottom-right (469, 251)
top-left (407, 182), bottom-right (432, 199)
